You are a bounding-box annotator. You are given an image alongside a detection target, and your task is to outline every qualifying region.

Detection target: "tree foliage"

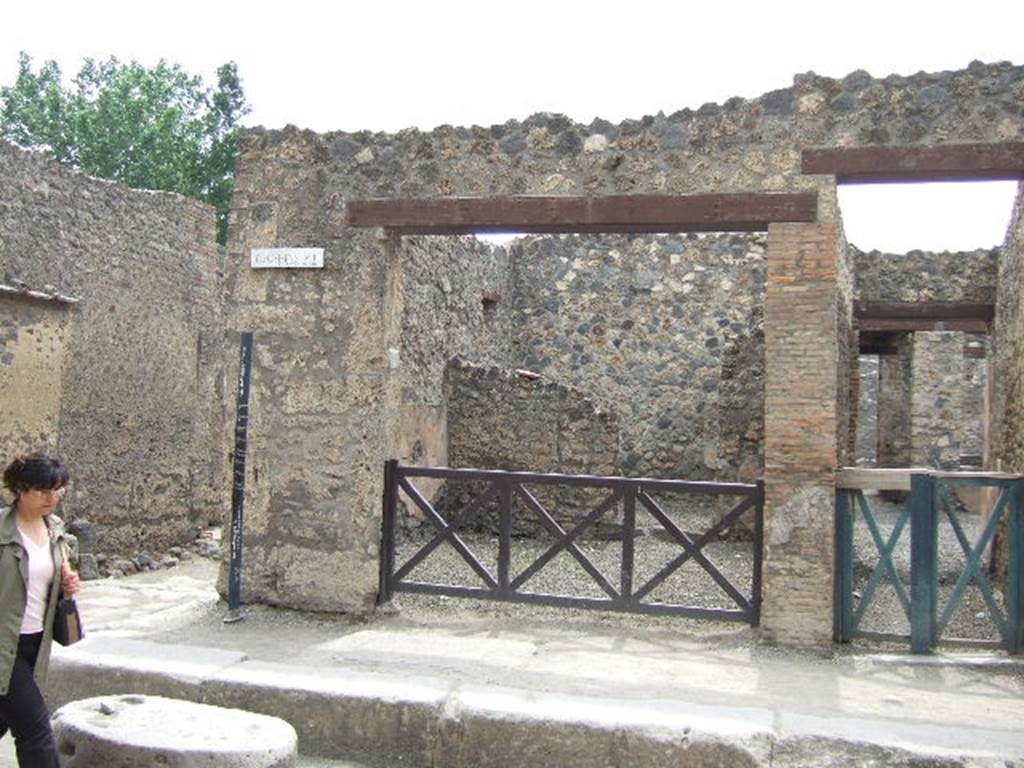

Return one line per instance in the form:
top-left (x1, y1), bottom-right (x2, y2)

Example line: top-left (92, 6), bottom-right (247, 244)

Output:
top-left (0, 53), bottom-right (248, 243)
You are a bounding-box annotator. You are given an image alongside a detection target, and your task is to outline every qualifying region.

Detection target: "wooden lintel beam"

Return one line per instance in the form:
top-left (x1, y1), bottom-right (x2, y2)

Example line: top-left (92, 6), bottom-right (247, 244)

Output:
top-left (346, 193), bottom-right (818, 234)
top-left (854, 301), bottom-right (994, 322)
top-left (858, 318), bottom-right (990, 333)
top-left (859, 344), bottom-right (900, 356)
top-left (803, 142), bottom-right (1024, 183)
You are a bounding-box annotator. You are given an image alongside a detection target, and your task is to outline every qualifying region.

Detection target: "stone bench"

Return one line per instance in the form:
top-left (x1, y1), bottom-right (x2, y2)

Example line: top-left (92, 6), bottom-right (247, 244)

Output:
top-left (52, 694), bottom-right (297, 767)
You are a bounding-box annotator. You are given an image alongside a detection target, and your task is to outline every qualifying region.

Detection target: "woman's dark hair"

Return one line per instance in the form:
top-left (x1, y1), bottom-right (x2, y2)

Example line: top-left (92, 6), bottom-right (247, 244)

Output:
top-left (3, 452), bottom-right (70, 496)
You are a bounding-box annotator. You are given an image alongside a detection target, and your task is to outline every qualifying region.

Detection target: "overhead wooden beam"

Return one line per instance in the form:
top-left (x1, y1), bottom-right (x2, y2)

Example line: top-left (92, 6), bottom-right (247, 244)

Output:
top-left (346, 193), bottom-right (818, 234)
top-left (858, 318), bottom-right (990, 333)
top-left (855, 302), bottom-right (993, 333)
top-left (859, 324), bottom-right (991, 355)
top-left (854, 301), bottom-right (994, 322)
top-left (859, 343), bottom-right (900, 356)
top-left (802, 142), bottom-right (1024, 183)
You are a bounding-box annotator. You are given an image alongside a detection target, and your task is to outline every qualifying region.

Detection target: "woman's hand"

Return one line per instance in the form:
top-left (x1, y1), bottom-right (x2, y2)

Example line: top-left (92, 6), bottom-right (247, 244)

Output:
top-left (61, 562), bottom-right (81, 598)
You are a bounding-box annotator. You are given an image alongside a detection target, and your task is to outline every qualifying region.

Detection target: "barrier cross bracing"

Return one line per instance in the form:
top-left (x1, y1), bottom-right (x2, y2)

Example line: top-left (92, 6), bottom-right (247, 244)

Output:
top-left (380, 461), bottom-right (764, 624)
top-left (835, 469), bottom-right (1024, 653)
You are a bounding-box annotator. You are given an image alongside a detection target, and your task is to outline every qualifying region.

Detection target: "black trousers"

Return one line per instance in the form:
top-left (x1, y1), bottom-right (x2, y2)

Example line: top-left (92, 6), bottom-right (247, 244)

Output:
top-left (0, 633), bottom-right (60, 768)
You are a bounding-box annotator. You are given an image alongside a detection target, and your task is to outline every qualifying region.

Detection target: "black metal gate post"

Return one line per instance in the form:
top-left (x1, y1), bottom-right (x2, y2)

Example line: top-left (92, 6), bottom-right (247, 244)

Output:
top-left (498, 480), bottom-right (513, 599)
top-left (752, 480), bottom-right (765, 626)
top-left (225, 332), bottom-right (254, 623)
top-left (620, 482), bottom-right (637, 605)
top-left (910, 473), bottom-right (937, 653)
top-left (378, 459), bottom-right (400, 604)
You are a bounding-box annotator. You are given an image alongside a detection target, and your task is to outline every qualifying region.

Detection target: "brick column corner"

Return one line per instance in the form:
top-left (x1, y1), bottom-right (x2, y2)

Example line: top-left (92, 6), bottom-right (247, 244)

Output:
top-left (761, 221), bottom-right (844, 647)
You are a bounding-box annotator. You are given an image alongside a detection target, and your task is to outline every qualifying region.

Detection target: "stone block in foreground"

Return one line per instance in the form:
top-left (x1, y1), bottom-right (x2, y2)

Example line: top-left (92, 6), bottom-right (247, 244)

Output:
top-left (52, 694), bottom-right (297, 767)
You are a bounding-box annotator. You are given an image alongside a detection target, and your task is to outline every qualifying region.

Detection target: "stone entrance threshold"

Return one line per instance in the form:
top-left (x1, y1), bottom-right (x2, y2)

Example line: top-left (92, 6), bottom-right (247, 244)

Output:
top-left (35, 560), bottom-right (1024, 767)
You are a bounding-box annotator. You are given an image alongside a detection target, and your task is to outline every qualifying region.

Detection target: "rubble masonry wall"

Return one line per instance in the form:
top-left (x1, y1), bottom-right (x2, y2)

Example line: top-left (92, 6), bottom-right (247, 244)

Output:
top-left (0, 141), bottom-right (225, 553)
top-left (225, 61), bottom-right (1024, 638)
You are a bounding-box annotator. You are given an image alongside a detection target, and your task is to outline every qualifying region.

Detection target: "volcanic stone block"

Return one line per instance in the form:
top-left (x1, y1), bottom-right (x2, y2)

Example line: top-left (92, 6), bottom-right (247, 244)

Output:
top-left (52, 695), bottom-right (297, 768)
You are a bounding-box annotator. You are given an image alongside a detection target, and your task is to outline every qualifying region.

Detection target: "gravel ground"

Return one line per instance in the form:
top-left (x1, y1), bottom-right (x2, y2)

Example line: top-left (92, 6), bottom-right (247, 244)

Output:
top-left (392, 489), bottom-right (1009, 650)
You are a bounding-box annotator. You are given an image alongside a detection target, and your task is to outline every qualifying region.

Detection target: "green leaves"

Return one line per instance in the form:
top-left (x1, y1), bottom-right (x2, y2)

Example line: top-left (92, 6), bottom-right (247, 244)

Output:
top-left (0, 53), bottom-right (249, 244)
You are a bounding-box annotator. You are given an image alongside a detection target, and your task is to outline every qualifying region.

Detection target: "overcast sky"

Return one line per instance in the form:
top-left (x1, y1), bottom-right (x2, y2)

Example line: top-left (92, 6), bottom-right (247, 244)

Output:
top-left (1, 0), bottom-right (1021, 252)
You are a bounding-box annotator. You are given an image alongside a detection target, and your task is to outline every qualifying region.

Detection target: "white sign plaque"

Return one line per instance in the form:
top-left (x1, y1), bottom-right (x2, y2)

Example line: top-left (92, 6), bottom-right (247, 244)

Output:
top-left (250, 248), bottom-right (324, 269)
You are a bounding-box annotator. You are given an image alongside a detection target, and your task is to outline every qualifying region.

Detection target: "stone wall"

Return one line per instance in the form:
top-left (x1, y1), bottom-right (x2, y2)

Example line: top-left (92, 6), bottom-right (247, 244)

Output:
top-left (395, 234), bottom-right (513, 506)
top-left (510, 232), bottom-right (765, 483)
top-left (910, 331), bottom-right (964, 469)
top-left (991, 182), bottom-right (1024, 584)
top-left (876, 335), bottom-right (914, 467)
top-left (854, 247), bottom-right (999, 303)
top-left (994, 182), bottom-right (1024, 473)
top-left (0, 292), bottom-right (74, 457)
top-left (487, 237), bottom-right (993, 481)
top-left (442, 357), bottom-right (619, 532)
top-left (0, 141), bottom-right (225, 553)
top-left (961, 338), bottom-right (988, 464)
top-left (855, 356), bottom-right (879, 465)
top-left (226, 60), bottom-right (1024, 642)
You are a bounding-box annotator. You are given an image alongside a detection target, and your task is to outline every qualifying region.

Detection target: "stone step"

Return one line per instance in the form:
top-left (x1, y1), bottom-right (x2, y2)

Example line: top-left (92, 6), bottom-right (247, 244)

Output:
top-left (44, 636), bottom-right (1024, 768)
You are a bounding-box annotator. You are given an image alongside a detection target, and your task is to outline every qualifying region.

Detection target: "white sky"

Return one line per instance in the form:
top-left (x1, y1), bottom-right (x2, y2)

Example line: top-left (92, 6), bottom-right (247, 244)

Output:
top-left (1, 0), bottom-right (1021, 252)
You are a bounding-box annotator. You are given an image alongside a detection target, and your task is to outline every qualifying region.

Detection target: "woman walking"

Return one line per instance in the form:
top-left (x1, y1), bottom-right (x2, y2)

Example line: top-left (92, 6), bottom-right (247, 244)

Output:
top-left (0, 453), bottom-right (80, 767)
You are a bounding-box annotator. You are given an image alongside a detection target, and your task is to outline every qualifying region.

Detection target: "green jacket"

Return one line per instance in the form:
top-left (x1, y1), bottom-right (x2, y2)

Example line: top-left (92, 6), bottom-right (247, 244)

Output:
top-left (0, 505), bottom-right (66, 694)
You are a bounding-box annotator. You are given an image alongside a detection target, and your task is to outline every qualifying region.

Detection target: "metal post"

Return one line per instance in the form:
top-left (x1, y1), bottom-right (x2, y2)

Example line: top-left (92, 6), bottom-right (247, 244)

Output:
top-left (225, 332), bottom-right (254, 623)
top-left (1008, 479), bottom-right (1024, 654)
top-left (378, 459), bottom-right (399, 605)
top-left (498, 480), bottom-right (512, 597)
top-left (620, 483), bottom-right (637, 605)
top-left (910, 473), bottom-right (937, 653)
top-left (751, 480), bottom-right (765, 627)
top-left (833, 489), bottom-right (853, 642)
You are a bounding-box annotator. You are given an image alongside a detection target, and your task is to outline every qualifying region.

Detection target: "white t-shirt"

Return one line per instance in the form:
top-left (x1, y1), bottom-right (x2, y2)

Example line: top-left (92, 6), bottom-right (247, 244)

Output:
top-left (17, 529), bottom-right (55, 635)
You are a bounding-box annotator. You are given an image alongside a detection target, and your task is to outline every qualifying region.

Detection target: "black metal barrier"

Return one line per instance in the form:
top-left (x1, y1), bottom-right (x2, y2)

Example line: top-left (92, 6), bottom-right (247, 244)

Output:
top-left (380, 461), bottom-right (764, 624)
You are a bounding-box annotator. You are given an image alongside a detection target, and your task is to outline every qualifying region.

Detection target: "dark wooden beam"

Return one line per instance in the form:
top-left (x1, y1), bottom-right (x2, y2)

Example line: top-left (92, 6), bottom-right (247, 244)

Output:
top-left (859, 343), bottom-right (900, 356)
top-left (858, 318), bottom-right (990, 333)
top-left (859, 326), bottom-right (992, 355)
top-left (862, 338), bottom-right (988, 357)
top-left (346, 193), bottom-right (818, 234)
top-left (854, 301), bottom-right (995, 322)
top-left (802, 142), bottom-right (1024, 183)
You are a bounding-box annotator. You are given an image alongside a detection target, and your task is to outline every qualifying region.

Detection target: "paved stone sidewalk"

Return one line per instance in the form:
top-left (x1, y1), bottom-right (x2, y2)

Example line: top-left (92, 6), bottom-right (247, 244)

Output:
top-left (21, 559), bottom-right (1024, 766)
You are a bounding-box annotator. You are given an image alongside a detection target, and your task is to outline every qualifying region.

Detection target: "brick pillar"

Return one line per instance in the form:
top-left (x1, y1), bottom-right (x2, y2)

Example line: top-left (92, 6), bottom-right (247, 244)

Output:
top-left (762, 222), bottom-right (843, 646)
